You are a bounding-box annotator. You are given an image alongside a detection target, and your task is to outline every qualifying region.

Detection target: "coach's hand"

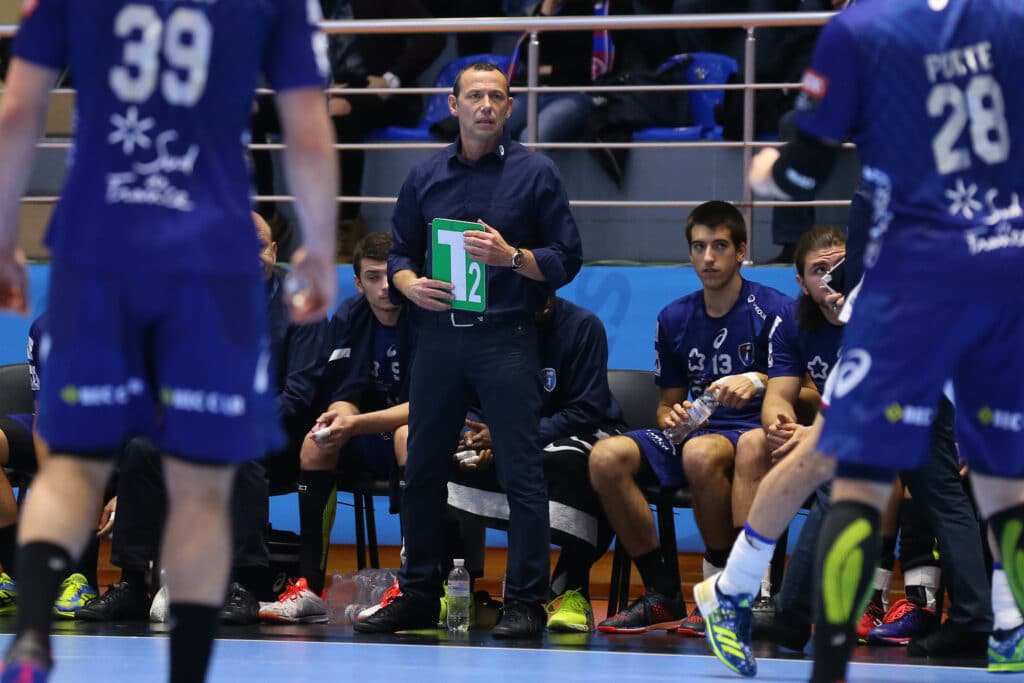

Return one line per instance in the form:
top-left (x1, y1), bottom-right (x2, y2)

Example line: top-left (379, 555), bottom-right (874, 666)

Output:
top-left (404, 276), bottom-right (455, 311)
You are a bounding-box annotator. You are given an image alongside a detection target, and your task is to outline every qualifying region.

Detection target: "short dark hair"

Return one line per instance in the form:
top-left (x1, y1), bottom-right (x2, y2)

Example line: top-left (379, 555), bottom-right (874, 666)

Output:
top-left (684, 200), bottom-right (746, 248)
top-left (794, 225), bottom-right (846, 277)
top-left (452, 61), bottom-right (509, 97)
top-left (353, 232), bottom-right (393, 278)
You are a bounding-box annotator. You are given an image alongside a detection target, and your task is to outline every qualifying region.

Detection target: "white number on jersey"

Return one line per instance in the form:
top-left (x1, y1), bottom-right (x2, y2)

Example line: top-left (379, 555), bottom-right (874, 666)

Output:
top-left (928, 75), bottom-right (1010, 174)
top-left (110, 5), bottom-right (213, 106)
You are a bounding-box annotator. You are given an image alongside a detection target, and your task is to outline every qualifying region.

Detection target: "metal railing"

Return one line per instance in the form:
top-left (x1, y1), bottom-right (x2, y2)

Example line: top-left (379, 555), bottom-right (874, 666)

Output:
top-left (1, 12), bottom-right (842, 255)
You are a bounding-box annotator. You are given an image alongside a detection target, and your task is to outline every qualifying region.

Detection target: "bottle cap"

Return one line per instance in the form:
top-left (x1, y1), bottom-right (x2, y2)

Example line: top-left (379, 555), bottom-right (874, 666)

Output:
top-left (453, 558), bottom-right (465, 567)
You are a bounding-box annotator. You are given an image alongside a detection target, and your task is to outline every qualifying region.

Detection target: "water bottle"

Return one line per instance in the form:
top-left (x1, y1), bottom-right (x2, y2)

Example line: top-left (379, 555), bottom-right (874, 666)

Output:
top-left (446, 559), bottom-right (471, 633)
top-left (663, 388), bottom-right (720, 445)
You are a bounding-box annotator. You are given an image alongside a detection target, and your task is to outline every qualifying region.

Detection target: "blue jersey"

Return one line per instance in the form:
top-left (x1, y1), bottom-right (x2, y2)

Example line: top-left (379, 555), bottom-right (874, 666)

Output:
top-left (13, 0), bottom-right (328, 274)
top-left (797, 0), bottom-right (1024, 233)
top-left (27, 312), bottom-right (47, 402)
top-left (767, 300), bottom-right (844, 393)
top-left (655, 279), bottom-right (792, 429)
top-left (369, 322), bottom-right (402, 408)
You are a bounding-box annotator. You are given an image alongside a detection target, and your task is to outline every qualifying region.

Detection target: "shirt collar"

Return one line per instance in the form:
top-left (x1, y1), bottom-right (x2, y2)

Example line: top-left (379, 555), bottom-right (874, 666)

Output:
top-left (447, 128), bottom-right (513, 165)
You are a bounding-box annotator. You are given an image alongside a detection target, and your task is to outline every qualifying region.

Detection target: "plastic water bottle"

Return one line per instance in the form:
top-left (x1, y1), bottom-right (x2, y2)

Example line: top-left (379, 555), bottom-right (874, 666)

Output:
top-left (446, 559), bottom-right (471, 633)
top-left (663, 388), bottom-right (720, 445)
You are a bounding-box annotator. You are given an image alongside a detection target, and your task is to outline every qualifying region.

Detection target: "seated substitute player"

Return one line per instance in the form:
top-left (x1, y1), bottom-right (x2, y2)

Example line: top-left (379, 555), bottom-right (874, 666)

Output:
top-left (589, 200), bottom-right (792, 634)
top-left (259, 232), bottom-right (413, 624)
top-left (743, 2), bottom-right (1024, 680)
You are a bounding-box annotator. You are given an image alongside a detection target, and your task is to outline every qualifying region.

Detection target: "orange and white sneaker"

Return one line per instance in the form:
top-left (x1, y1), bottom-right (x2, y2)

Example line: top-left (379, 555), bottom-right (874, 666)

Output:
top-left (258, 578), bottom-right (328, 624)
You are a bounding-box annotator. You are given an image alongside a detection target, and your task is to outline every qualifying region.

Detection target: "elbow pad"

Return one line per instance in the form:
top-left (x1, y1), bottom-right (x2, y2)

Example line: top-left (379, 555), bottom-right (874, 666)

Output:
top-left (771, 131), bottom-right (840, 201)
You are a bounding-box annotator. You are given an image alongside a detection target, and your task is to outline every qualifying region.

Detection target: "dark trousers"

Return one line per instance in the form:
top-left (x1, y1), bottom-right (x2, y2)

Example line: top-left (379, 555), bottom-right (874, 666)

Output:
top-left (400, 314), bottom-right (549, 603)
top-left (778, 397), bottom-right (992, 631)
top-left (110, 438), bottom-right (269, 573)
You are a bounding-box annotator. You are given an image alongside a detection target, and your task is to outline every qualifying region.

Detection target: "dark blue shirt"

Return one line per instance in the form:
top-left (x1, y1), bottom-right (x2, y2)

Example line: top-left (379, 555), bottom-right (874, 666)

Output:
top-left (266, 270), bottom-right (328, 426)
top-left (536, 298), bottom-right (625, 444)
top-left (323, 294), bottom-right (413, 411)
top-left (655, 279), bottom-right (793, 430)
top-left (369, 323), bottom-right (402, 408)
top-left (767, 299), bottom-right (843, 393)
top-left (797, 0), bottom-right (1024, 232)
top-left (27, 313), bottom-right (48, 403)
top-left (389, 130), bottom-right (582, 315)
top-left (14, 0), bottom-right (327, 274)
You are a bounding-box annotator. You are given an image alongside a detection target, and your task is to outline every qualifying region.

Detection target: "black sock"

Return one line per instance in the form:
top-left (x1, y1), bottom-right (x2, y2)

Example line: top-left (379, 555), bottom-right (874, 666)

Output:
top-left (989, 503), bottom-right (1024, 614)
top-left (297, 470), bottom-right (336, 595)
top-left (14, 542), bottom-right (72, 635)
top-left (231, 566), bottom-right (266, 594)
top-left (634, 548), bottom-right (677, 597)
top-left (880, 535), bottom-right (896, 571)
top-left (75, 535), bottom-right (99, 588)
top-left (169, 603), bottom-right (220, 683)
top-left (812, 501), bottom-right (881, 683)
top-left (0, 524), bottom-right (16, 577)
top-left (550, 541), bottom-right (595, 601)
top-left (704, 547), bottom-right (731, 570)
top-left (121, 568), bottom-right (148, 593)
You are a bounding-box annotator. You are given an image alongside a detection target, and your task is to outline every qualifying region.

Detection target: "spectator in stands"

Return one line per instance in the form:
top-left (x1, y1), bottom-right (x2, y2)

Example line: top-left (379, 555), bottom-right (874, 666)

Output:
top-left (323, 0), bottom-right (445, 260)
top-left (0, 314), bottom-right (107, 619)
top-left (421, 0), bottom-right (504, 56)
top-left (505, 0), bottom-right (597, 143)
top-left (259, 232), bottom-right (413, 624)
top-left (355, 61), bottom-right (582, 640)
top-left (589, 200), bottom-right (791, 634)
top-left (77, 214), bottom-right (329, 626)
top-left (446, 295), bottom-right (627, 632)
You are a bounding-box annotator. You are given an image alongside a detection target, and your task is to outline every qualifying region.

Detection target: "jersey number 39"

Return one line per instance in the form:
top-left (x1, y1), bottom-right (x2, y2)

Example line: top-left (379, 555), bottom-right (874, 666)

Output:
top-left (109, 5), bottom-right (212, 106)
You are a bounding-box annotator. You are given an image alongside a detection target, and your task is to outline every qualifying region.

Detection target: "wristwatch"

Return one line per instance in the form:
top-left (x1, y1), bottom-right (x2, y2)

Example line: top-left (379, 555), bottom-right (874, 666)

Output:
top-left (511, 248), bottom-right (525, 270)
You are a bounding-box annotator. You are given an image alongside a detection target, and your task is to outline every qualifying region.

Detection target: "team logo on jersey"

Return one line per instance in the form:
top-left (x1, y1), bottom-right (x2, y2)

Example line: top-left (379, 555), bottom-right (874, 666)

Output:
top-left (21, 0), bottom-right (38, 18)
top-left (688, 348), bottom-right (706, 372)
top-left (807, 355), bottom-right (830, 382)
top-left (801, 69), bottom-right (828, 100)
top-left (738, 343), bottom-right (754, 367)
top-left (542, 368), bottom-right (557, 392)
top-left (713, 328), bottom-right (728, 349)
top-left (831, 349), bottom-right (871, 400)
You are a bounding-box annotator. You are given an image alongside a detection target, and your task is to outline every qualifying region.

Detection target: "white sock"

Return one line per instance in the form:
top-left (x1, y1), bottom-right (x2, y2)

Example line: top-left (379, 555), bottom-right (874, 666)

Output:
top-left (903, 566), bottom-right (940, 610)
top-left (759, 566), bottom-right (772, 599)
top-left (873, 567), bottom-right (893, 611)
top-left (716, 526), bottom-right (776, 599)
top-left (993, 567), bottom-right (1024, 632)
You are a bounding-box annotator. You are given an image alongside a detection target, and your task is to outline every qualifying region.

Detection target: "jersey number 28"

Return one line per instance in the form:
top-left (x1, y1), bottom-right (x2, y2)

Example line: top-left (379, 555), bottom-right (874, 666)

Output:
top-left (928, 75), bottom-right (1010, 175)
top-left (109, 5), bottom-right (212, 107)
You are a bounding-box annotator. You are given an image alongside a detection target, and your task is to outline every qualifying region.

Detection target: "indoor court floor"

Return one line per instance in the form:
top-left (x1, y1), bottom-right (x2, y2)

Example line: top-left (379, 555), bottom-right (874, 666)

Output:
top-left (0, 618), bottom-right (994, 682)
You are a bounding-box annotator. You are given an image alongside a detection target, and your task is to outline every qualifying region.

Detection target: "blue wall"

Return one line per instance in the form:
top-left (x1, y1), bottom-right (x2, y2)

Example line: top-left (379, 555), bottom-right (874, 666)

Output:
top-left (4, 264), bottom-right (805, 552)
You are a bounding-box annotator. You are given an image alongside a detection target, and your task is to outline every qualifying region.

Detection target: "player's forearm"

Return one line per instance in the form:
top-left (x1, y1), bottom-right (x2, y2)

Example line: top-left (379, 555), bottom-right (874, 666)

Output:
top-left (511, 247), bottom-right (545, 281)
top-left (761, 392), bottom-right (798, 429)
top-left (349, 402), bottom-right (409, 436)
top-left (392, 269), bottom-right (418, 297)
top-left (0, 62), bottom-right (56, 253)
top-left (276, 88), bottom-right (337, 261)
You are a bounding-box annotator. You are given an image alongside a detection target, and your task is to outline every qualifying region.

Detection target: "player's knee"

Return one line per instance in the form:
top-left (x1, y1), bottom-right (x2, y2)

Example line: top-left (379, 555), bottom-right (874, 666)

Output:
top-left (589, 436), bottom-right (637, 487)
top-left (299, 436), bottom-right (336, 470)
top-left (682, 442), bottom-right (731, 482)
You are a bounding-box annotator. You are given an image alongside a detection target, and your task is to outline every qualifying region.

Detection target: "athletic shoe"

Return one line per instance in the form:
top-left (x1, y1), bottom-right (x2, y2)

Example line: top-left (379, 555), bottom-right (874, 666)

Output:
top-left (867, 598), bottom-right (938, 645)
top-left (908, 619), bottom-right (988, 658)
top-left (989, 624), bottom-right (1024, 673)
top-left (258, 578), bottom-right (327, 624)
top-left (693, 576), bottom-right (756, 677)
top-left (149, 585), bottom-right (169, 623)
top-left (78, 581), bottom-right (149, 622)
top-left (597, 590), bottom-right (685, 634)
top-left (545, 589), bottom-right (595, 633)
top-left (52, 574), bottom-right (97, 619)
top-left (0, 632), bottom-right (50, 683)
top-left (359, 579), bottom-right (403, 623)
top-left (492, 601), bottom-right (546, 639)
top-left (353, 591), bottom-right (439, 634)
top-left (0, 573), bottom-right (17, 616)
top-left (855, 598), bottom-right (885, 643)
top-left (220, 582), bottom-right (260, 625)
top-left (677, 606), bottom-right (706, 637)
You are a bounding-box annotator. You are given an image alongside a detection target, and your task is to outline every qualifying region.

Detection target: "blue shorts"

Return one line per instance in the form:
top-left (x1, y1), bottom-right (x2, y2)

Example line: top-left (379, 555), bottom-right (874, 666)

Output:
top-left (38, 264), bottom-right (282, 464)
top-left (628, 425), bottom-right (749, 488)
top-left (819, 224), bottom-right (1024, 478)
top-left (338, 433), bottom-right (396, 479)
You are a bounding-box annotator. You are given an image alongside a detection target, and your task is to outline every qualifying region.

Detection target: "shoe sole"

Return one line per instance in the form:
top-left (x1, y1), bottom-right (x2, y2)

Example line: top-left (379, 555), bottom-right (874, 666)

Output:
top-left (677, 625), bottom-right (706, 637)
top-left (547, 622), bottom-right (593, 633)
top-left (258, 613), bottom-right (328, 624)
top-left (598, 624), bottom-right (650, 634)
top-left (989, 662), bottom-right (1024, 673)
top-left (868, 635), bottom-right (912, 646)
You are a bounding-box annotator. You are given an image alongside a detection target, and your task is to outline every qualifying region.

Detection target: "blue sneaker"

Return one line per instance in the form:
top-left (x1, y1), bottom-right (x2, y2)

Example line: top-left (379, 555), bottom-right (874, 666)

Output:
top-left (990, 624), bottom-right (1024, 673)
top-left (867, 599), bottom-right (937, 645)
top-left (53, 573), bottom-right (98, 619)
top-left (693, 576), bottom-right (756, 678)
top-left (0, 573), bottom-right (17, 617)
